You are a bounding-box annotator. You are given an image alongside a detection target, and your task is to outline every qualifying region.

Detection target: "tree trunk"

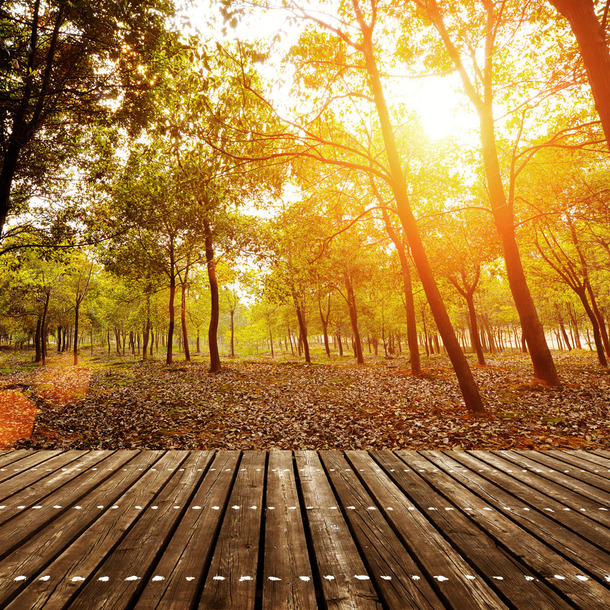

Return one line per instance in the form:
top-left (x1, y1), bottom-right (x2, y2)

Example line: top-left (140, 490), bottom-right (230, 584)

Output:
top-left (576, 288), bottom-right (607, 366)
top-left (556, 305), bottom-right (572, 351)
top-left (586, 283), bottom-right (610, 357)
top-left (548, 0), bottom-right (610, 145)
top-left (73, 303), bottom-right (80, 366)
top-left (166, 271), bottom-right (176, 365)
top-left (567, 303), bottom-right (582, 349)
top-left (344, 272), bottom-right (364, 364)
top-left (204, 222), bottom-right (221, 373)
top-left (34, 314), bottom-right (42, 363)
top-left (465, 292), bottom-right (485, 365)
top-left (181, 273), bottom-right (191, 362)
top-left (359, 26), bottom-right (485, 411)
top-left (230, 309), bottom-right (235, 357)
top-left (379, 204), bottom-right (421, 375)
top-left (295, 302), bottom-right (310, 364)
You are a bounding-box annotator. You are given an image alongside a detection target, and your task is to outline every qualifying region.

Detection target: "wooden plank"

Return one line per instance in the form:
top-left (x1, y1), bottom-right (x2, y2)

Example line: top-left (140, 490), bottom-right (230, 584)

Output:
top-left (0, 450), bottom-right (163, 607)
top-left (378, 451), bottom-right (571, 609)
top-left (261, 450), bottom-right (317, 610)
top-left (197, 451), bottom-right (267, 610)
top-left (474, 451), bottom-right (610, 528)
top-left (295, 450), bottom-right (381, 609)
top-left (321, 450), bottom-right (446, 609)
top-left (0, 451), bottom-right (110, 527)
top-left (66, 451), bottom-right (212, 610)
top-left (408, 451), bottom-right (610, 609)
top-left (504, 451), bottom-right (610, 507)
top-left (347, 451), bottom-right (510, 609)
top-left (134, 451), bottom-right (240, 610)
top-left (546, 450), bottom-right (610, 478)
top-left (0, 450), bottom-right (140, 563)
top-left (521, 450), bottom-right (610, 488)
top-left (0, 450), bottom-right (66, 489)
top-left (0, 450), bottom-right (37, 469)
top-left (424, 450), bottom-right (610, 587)
top-left (572, 451), bottom-right (610, 470)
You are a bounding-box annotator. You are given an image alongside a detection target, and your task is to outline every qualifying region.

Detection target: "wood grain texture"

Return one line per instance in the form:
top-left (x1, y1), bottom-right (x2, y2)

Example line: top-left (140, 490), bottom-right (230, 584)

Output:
top-left (0, 449), bottom-right (606, 610)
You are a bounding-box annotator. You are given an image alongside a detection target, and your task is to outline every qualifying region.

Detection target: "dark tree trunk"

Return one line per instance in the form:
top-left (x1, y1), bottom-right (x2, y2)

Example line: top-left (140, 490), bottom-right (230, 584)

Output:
top-left (230, 310), bottom-right (235, 357)
top-left (359, 27), bottom-right (485, 411)
top-left (567, 303), bottom-right (582, 349)
top-left (73, 303), bottom-right (80, 366)
top-left (465, 293), bottom-right (485, 365)
top-left (204, 222), bottom-right (221, 373)
top-left (336, 332), bottom-right (343, 356)
top-left (556, 305), bottom-right (572, 351)
top-left (34, 314), bottom-right (42, 363)
top-left (548, 0), bottom-right (610, 144)
top-left (378, 204), bottom-right (421, 375)
top-left (576, 288), bottom-right (607, 366)
top-left (295, 303), bottom-right (310, 364)
top-left (166, 272), bottom-right (176, 365)
top-left (181, 273), bottom-right (191, 363)
top-left (344, 272), bottom-right (364, 364)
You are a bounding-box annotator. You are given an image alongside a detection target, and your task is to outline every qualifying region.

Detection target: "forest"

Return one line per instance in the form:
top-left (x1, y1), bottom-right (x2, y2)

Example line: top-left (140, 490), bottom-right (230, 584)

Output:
top-left (1, 0), bottom-right (609, 450)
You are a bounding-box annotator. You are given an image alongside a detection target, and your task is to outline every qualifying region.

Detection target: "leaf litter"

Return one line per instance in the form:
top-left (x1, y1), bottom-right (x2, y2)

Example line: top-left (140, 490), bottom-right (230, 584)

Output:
top-left (4, 351), bottom-right (610, 451)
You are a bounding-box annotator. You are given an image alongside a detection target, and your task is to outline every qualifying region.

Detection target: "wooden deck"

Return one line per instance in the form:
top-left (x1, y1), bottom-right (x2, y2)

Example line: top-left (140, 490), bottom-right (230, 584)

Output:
top-left (0, 450), bottom-right (608, 609)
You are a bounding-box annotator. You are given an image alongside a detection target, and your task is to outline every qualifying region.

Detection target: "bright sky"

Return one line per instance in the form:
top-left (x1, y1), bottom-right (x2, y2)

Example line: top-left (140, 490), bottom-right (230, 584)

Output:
top-left (182, 0), bottom-right (480, 146)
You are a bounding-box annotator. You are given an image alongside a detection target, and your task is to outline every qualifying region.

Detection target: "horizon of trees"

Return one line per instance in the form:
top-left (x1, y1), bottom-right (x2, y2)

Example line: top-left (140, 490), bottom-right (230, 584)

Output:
top-left (1, 0), bottom-right (610, 414)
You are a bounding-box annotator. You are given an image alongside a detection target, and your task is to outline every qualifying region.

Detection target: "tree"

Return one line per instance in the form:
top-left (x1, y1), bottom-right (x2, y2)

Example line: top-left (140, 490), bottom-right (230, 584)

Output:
top-left (0, 0), bottom-right (176, 237)
top-left (547, 0), bottom-right (610, 144)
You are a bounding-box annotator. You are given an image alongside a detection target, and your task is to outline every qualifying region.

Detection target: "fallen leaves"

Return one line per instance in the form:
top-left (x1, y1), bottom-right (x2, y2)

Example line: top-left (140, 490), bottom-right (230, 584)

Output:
top-left (2, 350), bottom-right (609, 451)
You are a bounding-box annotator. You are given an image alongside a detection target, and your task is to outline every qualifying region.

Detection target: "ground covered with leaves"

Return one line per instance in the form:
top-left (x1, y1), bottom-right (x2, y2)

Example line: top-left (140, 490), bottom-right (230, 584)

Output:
top-left (2, 349), bottom-right (609, 451)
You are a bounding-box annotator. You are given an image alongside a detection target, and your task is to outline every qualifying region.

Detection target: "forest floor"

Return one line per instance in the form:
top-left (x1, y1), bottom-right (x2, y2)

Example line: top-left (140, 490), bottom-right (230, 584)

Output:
top-left (1, 348), bottom-right (609, 451)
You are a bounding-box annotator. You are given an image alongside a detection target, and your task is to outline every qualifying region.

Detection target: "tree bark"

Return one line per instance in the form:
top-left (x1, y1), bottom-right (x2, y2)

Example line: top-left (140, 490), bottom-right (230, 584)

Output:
top-left (294, 302), bottom-right (310, 363)
top-left (357, 15), bottom-right (484, 411)
top-left (465, 292), bottom-right (486, 366)
top-left (548, 0), bottom-right (610, 144)
top-left (344, 272), bottom-right (364, 364)
top-left (180, 264), bottom-right (191, 363)
top-left (204, 221), bottom-right (222, 373)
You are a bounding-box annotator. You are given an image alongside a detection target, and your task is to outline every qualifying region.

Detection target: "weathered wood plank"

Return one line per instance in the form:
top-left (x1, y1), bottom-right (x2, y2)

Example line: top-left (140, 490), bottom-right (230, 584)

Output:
top-left (0, 451), bottom-right (110, 527)
top-left (424, 451), bottom-right (610, 593)
top-left (571, 450), bottom-right (610, 471)
top-left (321, 450), bottom-right (446, 609)
top-left (0, 451), bottom-right (163, 607)
top-left (382, 451), bottom-right (572, 608)
top-left (0, 451), bottom-right (140, 564)
top-left (0, 450), bottom-right (39, 469)
top-left (473, 451), bottom-right (610, 529)
top-left (295, 450), bottom-right (381, 609)
top-left (548, 450), bottom-right (610, 477)
top-left (66, 451), bottom-right (212, 609)
top-left (0, 450), bottom-right (68, 490)
top-left (262, 450), bottom-right (317, 610)
top-left (197, 451), bottom-right (267, 610)
top-left (503, 451), bottom-right (610, 507)
top-left (346, 450), bottom-right (509, 609)
top-left (134, 451), bottom-right (240, 610)
top-left (521, 450), bottom-right (610, 488)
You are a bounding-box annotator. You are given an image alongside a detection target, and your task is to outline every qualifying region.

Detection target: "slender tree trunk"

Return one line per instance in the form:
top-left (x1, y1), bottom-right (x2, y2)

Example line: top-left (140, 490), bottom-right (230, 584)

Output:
top-left (465, 293), bottom-right (485, 365)
top-left (269, 323), bottom-right (274, 358)
top-left (294, 302), bottom-right (310, 363)
top-left (167, 271), bottom-right (176, 365)
top-left (230, 309), bottom-right (235, 357)
top-left (568, 303), bottom-right (582, 349)
top-left (586, 283), bottom-right (610, 356)
top-left (344, 272), bottom-right (364, 364)
top-left (181, 272), bottom-right (191, 363)
top-left (73, 303), bottom-right (80, 366)
top-left (379, 203), bottom-right (421, 375)
top-left (576, 288), bottom-right (607, 366)
top-left (359, 25), bottom-right (484, 411)
top-left (336, 332), bottom-right (343, 356)
top-left (34, 314), bottom-right (42, 363)
top-left (204, 222), bottom-right (221, 373)
top-left (556, 305), bottom-right (572, 351)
